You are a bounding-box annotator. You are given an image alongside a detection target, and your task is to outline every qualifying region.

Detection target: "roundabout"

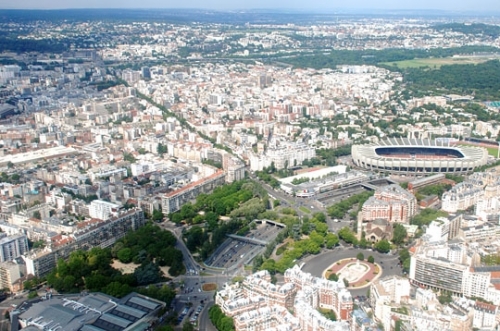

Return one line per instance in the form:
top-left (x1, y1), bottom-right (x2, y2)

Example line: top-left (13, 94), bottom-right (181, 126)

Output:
top-left (323, 258), bottom-right (381, 289)
top-left (302, 247), bottom-right (404, 296)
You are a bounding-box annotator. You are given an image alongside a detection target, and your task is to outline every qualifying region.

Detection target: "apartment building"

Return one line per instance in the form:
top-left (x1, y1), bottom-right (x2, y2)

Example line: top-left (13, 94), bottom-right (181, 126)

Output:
top-left (161, 170), bottom-right (225, 214)
top-left (458, 219), bottom-right (500, 241)
top-left (0, 233), bottom-right (29, 262)
top-left (242, 271), bottom-right (296, 309)
top-left (45, 190), bottom-right (72, 210)
top-left (410, 250), bottom-right (468, 295)
top-left (23, 208), bottom-right (145, 277)
top-left (442, 182), bottom-right (484, 213)
top-left (473, 301), bottom-right (498, 329)
top-left (409, 241), bottom-right (500, 304)
top-left (0, 261), bottom-right (25, 292)
top-left (284, 265), bottom-right (353, 320)
top-left (425, 215), bottom-right (462, 242)
top-left (249, 143), bottom-right (315, 171)
top-left (224, 155), bottom-right (246, 183)
top-left (216, 266), bottom-right (352, 331)
top-left (370, 276), bottom-right (411, 331)
top-left (442, 172), bottom-right (500, 213)
top-left (89, 200), bottom-right (120, 220)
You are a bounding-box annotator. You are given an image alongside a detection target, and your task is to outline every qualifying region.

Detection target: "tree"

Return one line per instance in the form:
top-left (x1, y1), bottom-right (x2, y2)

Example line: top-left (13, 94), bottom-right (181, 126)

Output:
top-left (367, 255), bottom-right (375, 264)
top-left (325, 233), bottom-right (339, 248)
top-left (343, 278), bottom-right (349, 288)
top-left (157, 327), bottom-right (175, 331)
top-left (338, 227), bottom-right (358, 245)
top-left (117, 248), bottom-right (133, 263)
top-left (185, 226), bottom-right (205, 252)
top-left (134, 262), bottom-right (163, 286)
top-left (152, 209), bottom-right (163, 222)
top-left (313, 212), bottom-right (326, 223)
top-left (328, 273), bottom-right (339, 281)
top-left (392, 224), bottom-right (407, 245)
top-left (7, 161), bottom-right (13, 169)
top-left (182, 322), bottom-right (195, 331)
top-left (375, 240), bottom-right (391, 254)
top-left (356, 252), bottom-right (364, 261)
top-left (157, 143), bottom-right (168, 155)
top-left (123, 152), bottom-right (136, 163)
top-left (309, 231), bottom-right (325, 247)
top-left (33, 211), bottom-right (41, 220)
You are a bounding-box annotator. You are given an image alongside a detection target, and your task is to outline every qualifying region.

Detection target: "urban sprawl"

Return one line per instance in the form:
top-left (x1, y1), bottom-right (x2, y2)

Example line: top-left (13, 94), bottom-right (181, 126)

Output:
top-left (1, 9), bottom-right (500, 331)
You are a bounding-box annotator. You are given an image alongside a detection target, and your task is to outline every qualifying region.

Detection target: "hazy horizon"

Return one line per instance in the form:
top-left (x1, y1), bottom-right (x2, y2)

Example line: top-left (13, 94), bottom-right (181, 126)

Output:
top-left (0, 0), bottom-right (499, 12)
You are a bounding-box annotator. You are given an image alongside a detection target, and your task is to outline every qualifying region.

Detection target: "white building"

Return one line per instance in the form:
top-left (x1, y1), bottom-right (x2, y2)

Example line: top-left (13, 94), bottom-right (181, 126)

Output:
top-left (249, 143), bottom-right (315, 172)
top-left (46, 190), bottom-right (72, 210)
top-left (89, 200), bottom-right (120, 220)
top-left (473, 301), bottom-right (497, 329)
top-left (370, 276), bottom-right (411, 331)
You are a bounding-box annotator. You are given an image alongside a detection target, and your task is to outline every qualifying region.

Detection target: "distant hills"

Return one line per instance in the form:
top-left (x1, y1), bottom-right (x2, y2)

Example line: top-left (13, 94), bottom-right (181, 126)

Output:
top-left (0, 8), bottom-right (499, 24)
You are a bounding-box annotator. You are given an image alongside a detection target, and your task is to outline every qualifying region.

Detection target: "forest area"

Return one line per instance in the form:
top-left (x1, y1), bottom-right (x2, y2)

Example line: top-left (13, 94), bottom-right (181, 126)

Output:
top-left (281, 46), bottom-right (498, 70)
top-left (403, 60), bottom-right (500, 100)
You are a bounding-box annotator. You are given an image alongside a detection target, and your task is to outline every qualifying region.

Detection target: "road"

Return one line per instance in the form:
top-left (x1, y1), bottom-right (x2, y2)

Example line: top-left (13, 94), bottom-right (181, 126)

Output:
top-left (249, 174), bottom-right (316, 218)
top-left (301, 246), bottom-right (403, 297)
top-left (158, 223), bottom-right (222, 330)
top-left (199, 302), bottom-right (217, 331)
top-left (160, 222), bottom-right (206, 275)
top-left (173, 275), bottom-right (228, 330)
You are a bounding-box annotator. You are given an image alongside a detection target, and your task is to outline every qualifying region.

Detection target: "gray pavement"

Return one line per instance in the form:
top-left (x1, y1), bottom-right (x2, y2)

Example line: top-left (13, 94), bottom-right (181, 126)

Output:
top-left (199, 302), bottom-right (217, 331)
top-left (301, 246), bottom-right (403, 297)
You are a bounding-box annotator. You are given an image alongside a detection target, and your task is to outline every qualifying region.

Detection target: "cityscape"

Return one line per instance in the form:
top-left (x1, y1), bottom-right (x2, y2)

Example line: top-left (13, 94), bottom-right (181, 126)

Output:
top-left (1, 4), bottom-right (500, 331)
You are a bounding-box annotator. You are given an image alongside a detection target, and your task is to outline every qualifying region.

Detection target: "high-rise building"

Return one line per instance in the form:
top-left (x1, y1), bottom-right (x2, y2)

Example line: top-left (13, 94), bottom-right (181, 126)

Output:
top-left (0, 233), bottom-right (29, 262)
top-left (141, 66), bottom-right (151, 79)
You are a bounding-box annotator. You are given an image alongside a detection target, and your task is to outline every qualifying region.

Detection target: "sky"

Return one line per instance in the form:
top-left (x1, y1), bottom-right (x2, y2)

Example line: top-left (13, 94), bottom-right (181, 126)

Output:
top-left (0, 0), bottom-right (499, 12)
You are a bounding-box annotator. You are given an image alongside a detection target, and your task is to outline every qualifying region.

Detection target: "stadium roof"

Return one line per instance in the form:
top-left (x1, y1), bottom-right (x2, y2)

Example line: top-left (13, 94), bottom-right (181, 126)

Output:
top-left (353, 138), bottom-right (487, 162)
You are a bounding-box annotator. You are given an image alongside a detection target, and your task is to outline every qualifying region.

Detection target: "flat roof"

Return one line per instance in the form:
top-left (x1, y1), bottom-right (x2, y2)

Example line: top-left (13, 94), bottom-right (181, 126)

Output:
top-left (0, 146), bottom-right (78, 166)
top-left (279, 165), bottom-right (347, 184)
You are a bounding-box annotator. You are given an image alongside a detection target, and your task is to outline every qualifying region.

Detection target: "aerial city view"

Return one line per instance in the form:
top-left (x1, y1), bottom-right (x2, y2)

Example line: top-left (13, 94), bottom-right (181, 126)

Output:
top-left (1, 0), bottom-right (500, 330)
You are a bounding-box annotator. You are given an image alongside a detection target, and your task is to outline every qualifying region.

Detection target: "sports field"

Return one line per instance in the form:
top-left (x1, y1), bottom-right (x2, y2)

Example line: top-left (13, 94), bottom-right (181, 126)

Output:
top-left (457, 142), bottom-right (498, 157)
top-left (380, 56), bottom-right (498, 69)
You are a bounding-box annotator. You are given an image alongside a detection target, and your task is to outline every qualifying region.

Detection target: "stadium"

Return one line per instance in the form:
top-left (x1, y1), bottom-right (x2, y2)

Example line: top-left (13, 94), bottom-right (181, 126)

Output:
top-left (352, 138), bottom-right (489, 174)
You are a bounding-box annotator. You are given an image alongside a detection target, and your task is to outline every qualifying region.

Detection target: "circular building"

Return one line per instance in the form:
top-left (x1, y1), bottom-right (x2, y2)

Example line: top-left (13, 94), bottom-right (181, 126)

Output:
top-left (352, 138), bottom-right (488, 174)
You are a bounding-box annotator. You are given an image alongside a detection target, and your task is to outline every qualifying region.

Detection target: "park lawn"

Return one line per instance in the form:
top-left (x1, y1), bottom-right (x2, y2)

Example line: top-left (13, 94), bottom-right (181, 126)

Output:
top-left (380, 56), bottom-right (491, 69)
top-left (486, 146), bottom-right (499, 157)
top-left (299, 206), bottom-right (311, 214)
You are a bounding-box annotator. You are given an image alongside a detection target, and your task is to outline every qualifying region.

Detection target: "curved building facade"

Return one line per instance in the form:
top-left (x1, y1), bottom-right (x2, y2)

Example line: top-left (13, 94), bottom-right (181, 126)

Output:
top-left (352, 138), bottom-right (488, 175)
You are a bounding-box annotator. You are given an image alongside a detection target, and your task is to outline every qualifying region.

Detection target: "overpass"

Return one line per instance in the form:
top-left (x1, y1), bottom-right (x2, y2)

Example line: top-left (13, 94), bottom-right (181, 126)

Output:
top-left (227, 234), bottom-right (267, 246)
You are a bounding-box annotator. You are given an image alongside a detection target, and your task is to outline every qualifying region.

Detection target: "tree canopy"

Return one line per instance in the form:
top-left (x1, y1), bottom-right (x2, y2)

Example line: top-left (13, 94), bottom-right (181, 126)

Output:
top-left (392, 224), bottom-right (407, 245)
top-left (209, 305), bottom-right (235, 331)
top-left (46, 223), bottom-right (182, 304)
top-left (375, 239), bottom-right (391, 254)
